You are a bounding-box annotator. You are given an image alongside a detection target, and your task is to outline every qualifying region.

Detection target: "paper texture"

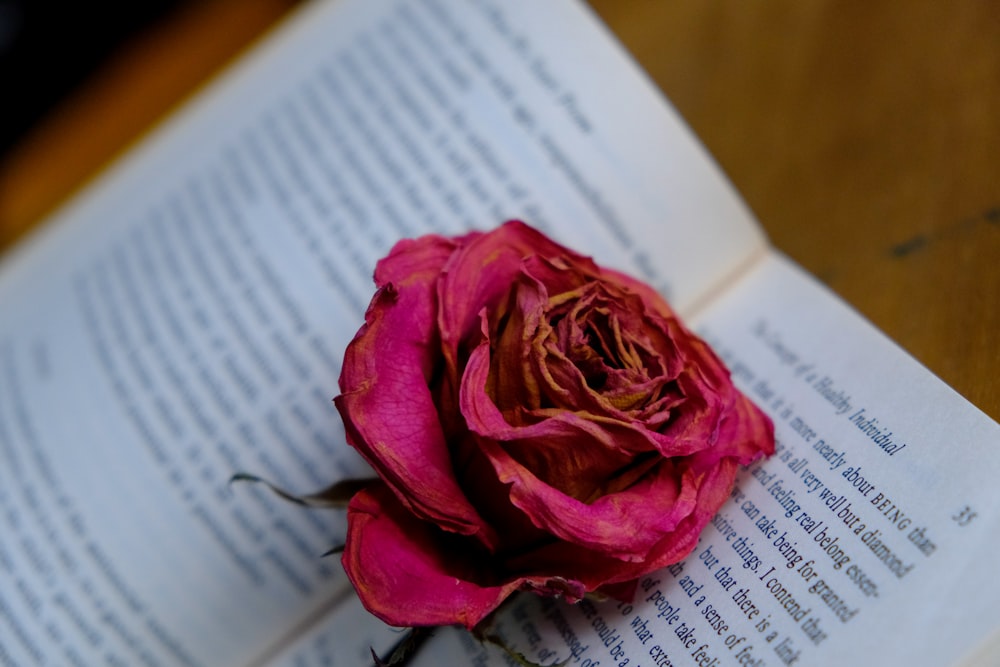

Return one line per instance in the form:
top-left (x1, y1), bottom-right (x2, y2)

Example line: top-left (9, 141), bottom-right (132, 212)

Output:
top-left (0, 1), bottom-right (994, 665)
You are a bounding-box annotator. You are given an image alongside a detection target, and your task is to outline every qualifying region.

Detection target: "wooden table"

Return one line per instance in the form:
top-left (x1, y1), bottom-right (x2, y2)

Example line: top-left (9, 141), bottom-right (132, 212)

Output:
top-left (589, 1), bottom-right (1000, 422)
top-left (1, 0), bottom-right (997, 420)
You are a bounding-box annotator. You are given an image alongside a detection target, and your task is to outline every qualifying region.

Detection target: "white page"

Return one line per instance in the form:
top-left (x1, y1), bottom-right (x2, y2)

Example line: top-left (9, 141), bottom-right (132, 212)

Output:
top-left (691, 254), bottom-right (1000, 666)
top-left (402, 254), bottom-right (1000, 666)
top-left (0, 0), bottom-right (766, 665)
top-left (248, 589), bottom-right (405, 667)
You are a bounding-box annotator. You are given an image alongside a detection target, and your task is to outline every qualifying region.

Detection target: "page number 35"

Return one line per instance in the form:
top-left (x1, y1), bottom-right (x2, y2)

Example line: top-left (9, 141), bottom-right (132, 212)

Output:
top-left (952, 506), bottom-right (978, 527)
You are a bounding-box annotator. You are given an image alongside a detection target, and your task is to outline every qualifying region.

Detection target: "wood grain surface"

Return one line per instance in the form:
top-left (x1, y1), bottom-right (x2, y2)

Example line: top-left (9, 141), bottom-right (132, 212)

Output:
top-left (1, 0), bottom-right (997, 419)
top-left (587, 1), bottom-right (1000, 421)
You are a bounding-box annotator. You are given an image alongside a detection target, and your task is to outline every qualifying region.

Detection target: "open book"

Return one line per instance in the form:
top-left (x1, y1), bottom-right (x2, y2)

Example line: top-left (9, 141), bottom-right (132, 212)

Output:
top-left (1, 0), bottom-right (997, 665)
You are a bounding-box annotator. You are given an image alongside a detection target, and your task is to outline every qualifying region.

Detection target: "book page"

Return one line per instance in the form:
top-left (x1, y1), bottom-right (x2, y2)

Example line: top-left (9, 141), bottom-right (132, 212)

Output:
top-left (0, 0), bottom-right (766, 665)
top-left (398, 254), bottom-right (1000, 667)
top-left (252, 592), bottom-right (404, 667)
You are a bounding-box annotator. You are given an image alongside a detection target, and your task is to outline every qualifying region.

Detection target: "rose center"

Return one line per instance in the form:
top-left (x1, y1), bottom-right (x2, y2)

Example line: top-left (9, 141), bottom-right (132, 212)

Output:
top-left (559, 306), bottom-right (654, 393)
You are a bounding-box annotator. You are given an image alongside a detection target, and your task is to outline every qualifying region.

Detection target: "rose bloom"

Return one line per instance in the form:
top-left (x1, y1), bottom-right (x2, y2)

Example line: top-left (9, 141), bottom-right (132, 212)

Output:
top-left (335, 221), bottom-right (773, 630)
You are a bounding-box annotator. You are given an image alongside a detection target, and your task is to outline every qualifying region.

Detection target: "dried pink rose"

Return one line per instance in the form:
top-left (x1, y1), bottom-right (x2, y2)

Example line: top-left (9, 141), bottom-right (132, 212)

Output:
top-left (335, 221), bottom-right (773, 630)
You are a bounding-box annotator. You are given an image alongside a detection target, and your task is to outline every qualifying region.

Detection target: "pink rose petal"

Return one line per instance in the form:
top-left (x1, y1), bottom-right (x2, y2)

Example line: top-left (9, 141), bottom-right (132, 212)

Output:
top-left (344, 484), bottom-right (585, 630)
top-left (336, 236), bottom-right (497, 548)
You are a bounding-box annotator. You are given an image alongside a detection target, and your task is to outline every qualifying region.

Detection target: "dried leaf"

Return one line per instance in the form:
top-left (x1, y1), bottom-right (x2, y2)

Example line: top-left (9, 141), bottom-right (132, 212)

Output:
top-left (228, 473), bottom-right (376, 509)
top-left (372, 627), bottom-right (433, 666)
top-left (321, 544), bottom-right (345, 557)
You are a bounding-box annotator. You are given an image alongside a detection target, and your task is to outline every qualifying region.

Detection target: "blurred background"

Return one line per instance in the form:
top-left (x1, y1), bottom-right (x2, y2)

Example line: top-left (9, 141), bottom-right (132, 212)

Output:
top-left (0, 0), bottom-right (997, 418)
top-left (0, 0), bottom-right (177, 156)
top-left (0, 0), bottom-right (299, 246)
